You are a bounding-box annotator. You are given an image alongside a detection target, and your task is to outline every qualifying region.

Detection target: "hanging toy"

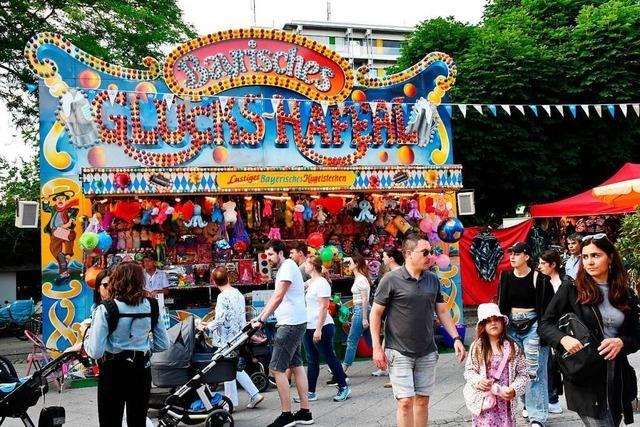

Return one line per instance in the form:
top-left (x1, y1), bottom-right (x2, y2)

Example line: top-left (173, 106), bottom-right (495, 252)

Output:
top-left (268, 227), bottom-right (281, 239)
top-left (222, 199), bottom-right (237, 226)
top-left (185, 203), bottom-right (208, 228)
top-left (132, 229), bottom-right (141, 249)
top-left (315, 205), bottom-right (327, 224)
top-left (262, 199), bottom-right (273, 218)
top-left (405, 199), bottom-right (423, 221)
top-left (140, 201), bottom-right (153, 225)
top-left (285, 198), bottom-right (295, 228)
top-left (211, 202), bottom-right (224, 223)
top-left (373, 197), bottom-right (385, 214)
top-left (86, 213), bottom-right (103, 233)
top-left (354, 200), bottom-right (376, 223)
top-left (102, 204), bottom-right (114, 230)
top-left (303, 199), bottom-right (313, 221)
top-left (117, 230), bottom-right (126, 250)
top-left (245, 197), bottom-right (254, 228)
top-left (293, 199), bottom-right (305, 224)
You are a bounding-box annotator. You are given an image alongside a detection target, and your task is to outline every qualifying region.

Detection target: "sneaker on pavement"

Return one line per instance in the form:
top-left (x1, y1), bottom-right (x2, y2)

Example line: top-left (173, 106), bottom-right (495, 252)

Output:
top-left (266, 412), bottom-right (296, 427)
top-left (292, 409), bottom-right (314, 425)
top-left (326, 375), bottom-right (349, 386)
top-left (371, 369), bottom-right (388, 377)
top-left (548, 402), bottom-right (562, 414)
top-left (530, 422), bottom-right (544, 427)
top-left (522, 408), bottom-right (528, 418)
top-left (247, 393), bottom-right (264, 409)
top-left (383, 382), bottom-right (392, 388)
top-left (293, 392), bottom-right (318, 403)
top-left (333, 386), bottom-right (351, 402)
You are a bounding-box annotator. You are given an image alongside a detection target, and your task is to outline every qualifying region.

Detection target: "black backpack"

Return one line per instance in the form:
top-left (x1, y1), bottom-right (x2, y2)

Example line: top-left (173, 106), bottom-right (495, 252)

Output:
top-left (101, 297), bottom-right (159, 336)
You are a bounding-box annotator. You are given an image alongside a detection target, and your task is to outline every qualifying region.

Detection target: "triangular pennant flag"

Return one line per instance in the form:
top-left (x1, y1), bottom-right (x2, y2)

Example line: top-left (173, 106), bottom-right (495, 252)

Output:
top-left (487, 105), bottom-right (497, 116)
top-left (569, 105), bottom-right (577, 118)
top-left (287, 98), bottom-right (298, 112)
top-left (219, 96), bottom-right (230, 111)
top-left (444, 105), bottom-right (452, 118)
top-left (458, 104), bottom-right (467, 118)
top-left (593, 104), bottom-right (602, 118)
top-left (633, 104), bottom-right (640, 117)
top-left (320, 101), bottom-right (330, 116)
top-left (607, 105), bottom-right (616, 118)
top-left (554, 105), bottom-right (565, 117)
top-left (528, 105), bottom-right (538, 117)
top-left (337, 102), bottom-right (345, 115)
top-left (500, 105), bottom-right (511, 115)
top-left (369, 101), bottom-right (378, 115)
top-left (270, 97), bottom-right (281, 112)
top-left (107, 88), bottom-right (118, 106)
top-left (472, 104), bottom-right (483, 115)
top-left (541, 105), bottom-right (551, 116)
top-left (580, 104), bottom-right (590, 117)
top-left (620, 104), bottom-right (628, 117)
top-left (514, 105), bottom-right (525, 115)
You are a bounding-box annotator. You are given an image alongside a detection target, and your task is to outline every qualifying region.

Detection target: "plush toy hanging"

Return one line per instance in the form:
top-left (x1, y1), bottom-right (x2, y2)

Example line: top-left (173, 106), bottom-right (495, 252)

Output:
top-left (354, 200), bottom-right (376, 223)
top-left (185, 203), bottom-right (207, 228)
top-left (406, 199), bottom-right (423, 221)
top-left (268, 227), bottom-right (281, 239)
top-left (86, 213), bottom-right (103, 233)
top-left (117, 230), bottom-right (126, 250)
top-left (315, 206), bottom-right (327, 224)
top-left (285, 198), bottom-right (295, 228)
top-left (245, 198), bottom-right (254, 228)
top-left (140, 202), bottom-right (153, 225)
top-left (222, 199), bottom-right (237, 226)
top-left (293, 200), bottom-right (305, 224)
top-left (113, 201), bottom-right (141, 223)
top-left (263, 199), bottom-right (273, 218)
top-left (132, 229), bottom-right (141, 249)
top-left (303, 199), bottom-right (313, 221)
top-left (230, 215), bottom-right (250, 247)
top-left (182, 200), bottom-right (195, 222)
top-left (211, 202), bottom-right (224, 223)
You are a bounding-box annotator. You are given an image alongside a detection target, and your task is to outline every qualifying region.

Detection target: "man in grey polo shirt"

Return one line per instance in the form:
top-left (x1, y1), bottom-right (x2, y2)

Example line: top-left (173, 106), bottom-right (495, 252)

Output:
top-left (370, 236), bottom-right (466, 427)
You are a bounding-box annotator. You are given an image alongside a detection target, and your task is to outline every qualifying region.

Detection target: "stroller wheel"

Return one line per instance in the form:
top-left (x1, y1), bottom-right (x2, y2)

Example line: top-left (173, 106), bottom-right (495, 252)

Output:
top-left (205, 409), bottom-right (233, 427)
top-left (219, 394), bottom-right (234, 414)
top-left (250, 372), bottom-right (269, 393)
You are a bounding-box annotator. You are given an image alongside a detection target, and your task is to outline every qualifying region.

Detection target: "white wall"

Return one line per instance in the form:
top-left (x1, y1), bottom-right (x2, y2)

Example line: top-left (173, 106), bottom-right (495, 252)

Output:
top-left (0, 273), bottom-right (17, 304)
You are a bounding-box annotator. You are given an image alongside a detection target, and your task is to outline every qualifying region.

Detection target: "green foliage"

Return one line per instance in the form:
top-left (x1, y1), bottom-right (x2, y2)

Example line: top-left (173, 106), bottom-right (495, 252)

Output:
top-left (0, 0), bottom-right (197, 131)
top-left (0, 157), bottom-right (40, 266)
top-left (617, 207), bottom-right (640, 279)
top-left (392, 0), bottom-right (640, 223)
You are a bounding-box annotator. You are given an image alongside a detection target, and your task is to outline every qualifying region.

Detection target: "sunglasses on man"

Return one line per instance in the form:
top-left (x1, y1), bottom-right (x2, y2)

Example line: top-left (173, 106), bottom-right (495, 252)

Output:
top-left (412, 248), bottom-right (434, 257)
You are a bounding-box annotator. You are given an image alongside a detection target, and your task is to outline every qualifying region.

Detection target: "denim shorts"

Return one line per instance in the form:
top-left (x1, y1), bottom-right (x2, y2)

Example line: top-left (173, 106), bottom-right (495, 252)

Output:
top-left (269, 323), bottom-right (306, 373)
top-left (386, 348), bottom-right (438, 399)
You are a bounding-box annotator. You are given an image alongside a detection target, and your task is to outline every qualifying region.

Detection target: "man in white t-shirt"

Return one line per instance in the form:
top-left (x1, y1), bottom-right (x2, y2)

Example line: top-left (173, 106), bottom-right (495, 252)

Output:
top-left (142, 253), bottom-right (169, 297)
top-left (251, 240), bottom-right (313, 427)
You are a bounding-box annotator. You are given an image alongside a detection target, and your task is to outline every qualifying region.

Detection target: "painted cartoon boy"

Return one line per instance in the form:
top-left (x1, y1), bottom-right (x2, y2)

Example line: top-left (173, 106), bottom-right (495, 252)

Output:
top-left (42, 186), bottom-right (79, 282)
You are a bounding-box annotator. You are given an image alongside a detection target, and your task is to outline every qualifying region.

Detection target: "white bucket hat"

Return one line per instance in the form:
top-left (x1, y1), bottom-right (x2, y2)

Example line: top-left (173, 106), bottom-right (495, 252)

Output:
top-left (476, 303), bottom-right (509, 327)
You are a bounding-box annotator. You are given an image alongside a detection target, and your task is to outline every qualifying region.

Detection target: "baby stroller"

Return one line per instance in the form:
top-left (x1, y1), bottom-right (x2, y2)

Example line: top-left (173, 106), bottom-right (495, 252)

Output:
top-left (152, 319), bottom-right (258, 427)
top-left (0, 351), bottom-right (87, 426)
top-left (237, 333), bottom-right (270, 393)
top-left (0, 300), bottom-right (38, 339)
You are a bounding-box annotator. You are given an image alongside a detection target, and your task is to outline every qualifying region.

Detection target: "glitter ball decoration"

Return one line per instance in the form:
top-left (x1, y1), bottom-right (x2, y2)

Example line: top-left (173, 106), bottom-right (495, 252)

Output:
top-left (213, 146), bottom-right (229, 163)
top-left (87, 147), bottom-right (107, 167)
top-left (78, 69), bottom-right (101, 89)
top-left (403, 83), bottom-right (417, 97)
top-left (378, 151), bottom-right (389, 162)
top-left (351, 90), bottom-right (366, 103)
top-left (397, 146), bottom-right (415, 165)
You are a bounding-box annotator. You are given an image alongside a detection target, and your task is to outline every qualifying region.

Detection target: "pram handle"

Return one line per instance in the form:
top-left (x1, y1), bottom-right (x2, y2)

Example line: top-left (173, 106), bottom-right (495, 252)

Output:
top-left (242, 322), bottom-right (262, 336)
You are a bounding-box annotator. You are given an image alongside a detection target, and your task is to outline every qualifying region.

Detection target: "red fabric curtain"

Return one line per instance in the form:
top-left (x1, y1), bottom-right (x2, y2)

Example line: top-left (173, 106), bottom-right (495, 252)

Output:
top-left (460, 219), bottom-right (533, 305)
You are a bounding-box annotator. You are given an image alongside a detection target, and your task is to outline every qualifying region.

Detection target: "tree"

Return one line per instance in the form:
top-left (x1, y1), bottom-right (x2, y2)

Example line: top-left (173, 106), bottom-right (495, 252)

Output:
top-left (391, 0), bottom-right (640, 223)
top-left (0, 0), bottom-right (197, 267)
top-left (617, 207), bottom-right (640, 290)
top-left (0, 0), bottom-right (197, 131)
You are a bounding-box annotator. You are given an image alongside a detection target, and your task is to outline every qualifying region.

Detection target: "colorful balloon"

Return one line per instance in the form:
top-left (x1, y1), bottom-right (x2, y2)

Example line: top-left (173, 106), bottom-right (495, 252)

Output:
top-left (437, 217), bottom-right (464, 243)
top-left (307, 232), bottom-right (324, 249)
top-left (97, 232), bottom-right (113, 251)
top-left (84, 265), bottom-right (103, 289)
top-left (319, 246), bottom-right (334, 263)
top-left (435, 254), bottom-right (451, 269)
top-left (419, 218), bottom-right (433, 233)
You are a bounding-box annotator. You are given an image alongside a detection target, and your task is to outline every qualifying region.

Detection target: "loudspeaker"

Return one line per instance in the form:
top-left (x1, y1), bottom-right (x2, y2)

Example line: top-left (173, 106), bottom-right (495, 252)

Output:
top-left (15, 200), bottom-right (39, 228)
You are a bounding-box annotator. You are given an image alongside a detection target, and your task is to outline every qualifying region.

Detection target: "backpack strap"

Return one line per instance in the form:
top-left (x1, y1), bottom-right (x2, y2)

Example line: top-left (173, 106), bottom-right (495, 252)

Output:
top-left (101, 300), bottom-right (120, 336)
top-left (147, 297), bottom-right (159, 330)
top-left (102, 298), bottom-right (159, 336)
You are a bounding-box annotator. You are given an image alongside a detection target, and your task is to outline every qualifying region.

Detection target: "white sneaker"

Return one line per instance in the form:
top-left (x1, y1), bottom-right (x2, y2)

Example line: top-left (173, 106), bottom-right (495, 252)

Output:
top-left (371, 369), bottom-right (388, 377)
top-left (247, 393), bottom-right (264, 409)
top-left (522, 408), bottom-right (528, 418)
top-left (548, 402), bottom-right (562, 414)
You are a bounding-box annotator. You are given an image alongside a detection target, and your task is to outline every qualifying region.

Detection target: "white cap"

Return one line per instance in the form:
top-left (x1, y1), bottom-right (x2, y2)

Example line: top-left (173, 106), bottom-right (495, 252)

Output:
top-left (477, 303), bottom-right (509, 327)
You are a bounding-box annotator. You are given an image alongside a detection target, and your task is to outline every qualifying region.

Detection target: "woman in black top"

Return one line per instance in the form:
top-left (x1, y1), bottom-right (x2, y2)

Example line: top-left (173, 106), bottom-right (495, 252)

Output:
top-left (498, 242), bottom-right (554, 427)
top-left (537, 249), bottom-right (573, 415)
top-left (539, 234), bottom-right (640, 426)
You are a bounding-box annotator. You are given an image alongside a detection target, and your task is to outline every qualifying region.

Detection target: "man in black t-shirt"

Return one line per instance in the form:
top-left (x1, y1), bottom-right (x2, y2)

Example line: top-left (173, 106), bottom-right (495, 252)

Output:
top-left (370, 237), bottom-right (466, 427)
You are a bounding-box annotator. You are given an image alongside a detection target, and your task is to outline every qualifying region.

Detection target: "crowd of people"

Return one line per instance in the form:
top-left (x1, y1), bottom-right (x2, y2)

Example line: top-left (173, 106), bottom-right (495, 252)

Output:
top-left (69, 232), bottom-right (639, 427)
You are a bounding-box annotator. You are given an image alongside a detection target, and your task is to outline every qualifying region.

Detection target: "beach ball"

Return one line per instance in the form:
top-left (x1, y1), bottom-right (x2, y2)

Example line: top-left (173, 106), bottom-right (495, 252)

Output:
top-left (437, 217), bottom-right (464, 243)
top-left (79, 232), bottom-right (99, 251)
top-left (97, 232), bottom-right (113, 251)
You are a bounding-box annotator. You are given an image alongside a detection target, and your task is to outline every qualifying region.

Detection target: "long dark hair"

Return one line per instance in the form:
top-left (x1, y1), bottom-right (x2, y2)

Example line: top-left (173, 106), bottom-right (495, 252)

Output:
top-left (576, 236), bottom-right (630, 313)
top-left (110, 262), bottom-right (146, 306)
top-left (540, 249), bottom-right (562, 274)
top-left (475, 319), bottom-right (517, 366)
top-left (352, 253), bottom-right (371, 284)
top-left (93, 269), bottom-right (111, 305)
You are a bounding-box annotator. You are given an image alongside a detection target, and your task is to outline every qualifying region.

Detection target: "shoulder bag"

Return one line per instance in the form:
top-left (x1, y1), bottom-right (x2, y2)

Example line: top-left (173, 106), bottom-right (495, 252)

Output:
top-left (556, 308), bottom-right (605, 385)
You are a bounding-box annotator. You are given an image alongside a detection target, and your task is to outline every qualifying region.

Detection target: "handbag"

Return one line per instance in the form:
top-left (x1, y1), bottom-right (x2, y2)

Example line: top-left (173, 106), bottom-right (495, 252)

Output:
top-left (52, 227), bottom-right (71, 241)
top-left (556, 309), bottom-right (604, 385)
top-left (480, 342), bottom-right (511, 411)
top-left (38, 406), bottom-right (65, 427)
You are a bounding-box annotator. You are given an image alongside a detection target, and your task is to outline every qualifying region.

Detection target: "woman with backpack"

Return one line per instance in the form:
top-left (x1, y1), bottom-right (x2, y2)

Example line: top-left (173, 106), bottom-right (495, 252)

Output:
top-left (539, 234), bottom-right (640, 426)
top-left (497, 242), bottom-right (554, 427)
top-left (86, 262), bottom-right (169, 427)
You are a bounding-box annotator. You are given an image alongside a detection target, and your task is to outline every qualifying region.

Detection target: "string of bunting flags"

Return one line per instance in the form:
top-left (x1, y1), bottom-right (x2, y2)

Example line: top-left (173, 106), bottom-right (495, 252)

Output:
top-left (43, 83), bottom-right (640, 120)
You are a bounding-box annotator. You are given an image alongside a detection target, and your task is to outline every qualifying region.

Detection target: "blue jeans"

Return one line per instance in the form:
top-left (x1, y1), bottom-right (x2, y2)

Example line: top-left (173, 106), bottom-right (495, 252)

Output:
top-left (343, 305), bottom-right (372, 367)
top-left (303, 324), bottom-right (347, 392)
top-left (508, 312), bottom-right (549, 424)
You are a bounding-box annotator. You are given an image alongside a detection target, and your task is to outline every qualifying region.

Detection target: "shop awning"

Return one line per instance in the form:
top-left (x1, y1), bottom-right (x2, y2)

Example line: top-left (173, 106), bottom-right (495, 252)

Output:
top-left (530, 163), bottom-right (640, 217)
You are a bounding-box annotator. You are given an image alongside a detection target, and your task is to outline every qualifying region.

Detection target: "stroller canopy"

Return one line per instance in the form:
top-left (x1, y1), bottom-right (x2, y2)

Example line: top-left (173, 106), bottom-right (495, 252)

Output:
top-left (151, 317), bottom-right (195, 369)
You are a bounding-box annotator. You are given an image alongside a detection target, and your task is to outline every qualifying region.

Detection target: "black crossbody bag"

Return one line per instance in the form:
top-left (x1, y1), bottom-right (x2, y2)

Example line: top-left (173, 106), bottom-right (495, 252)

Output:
top-left (508, 271), bottom-right (538, 334)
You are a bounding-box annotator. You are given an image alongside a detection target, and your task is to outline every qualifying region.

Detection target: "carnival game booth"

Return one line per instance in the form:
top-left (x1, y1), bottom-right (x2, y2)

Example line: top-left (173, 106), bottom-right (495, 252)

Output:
top-left (27, 29), bottom-right (466, 351)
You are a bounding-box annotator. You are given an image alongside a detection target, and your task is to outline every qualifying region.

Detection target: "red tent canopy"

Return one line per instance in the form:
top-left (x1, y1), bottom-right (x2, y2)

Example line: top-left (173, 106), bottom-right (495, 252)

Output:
top-left (530, 163), bottom-right (640, 217)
